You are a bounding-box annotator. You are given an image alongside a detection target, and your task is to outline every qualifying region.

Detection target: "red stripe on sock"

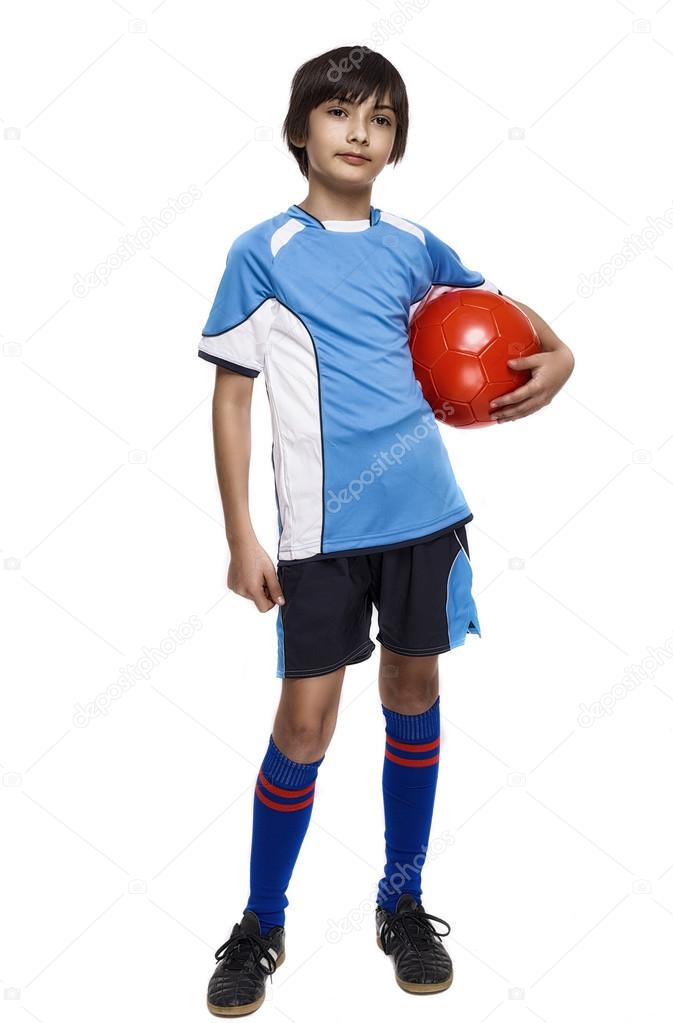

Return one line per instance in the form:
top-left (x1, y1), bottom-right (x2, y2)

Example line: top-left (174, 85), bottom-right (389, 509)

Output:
top-left (255, 783), bottom-right (315, 812)
top-left (258, 770), bottom-right (316, 798)
top-left (386, 734), bottom-right (440, 753)
top-left (384, 749), bottom-right (440, 768)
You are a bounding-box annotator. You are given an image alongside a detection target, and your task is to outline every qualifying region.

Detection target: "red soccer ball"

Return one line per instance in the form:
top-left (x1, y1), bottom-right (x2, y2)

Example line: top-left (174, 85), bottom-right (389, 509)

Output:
top-left (409, 289), bottom-right (541, 428)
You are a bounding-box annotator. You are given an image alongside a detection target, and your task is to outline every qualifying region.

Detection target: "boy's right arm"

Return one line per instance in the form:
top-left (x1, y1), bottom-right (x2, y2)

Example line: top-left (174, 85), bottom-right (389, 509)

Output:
top-left (212, 366), bottom-right (285, 612)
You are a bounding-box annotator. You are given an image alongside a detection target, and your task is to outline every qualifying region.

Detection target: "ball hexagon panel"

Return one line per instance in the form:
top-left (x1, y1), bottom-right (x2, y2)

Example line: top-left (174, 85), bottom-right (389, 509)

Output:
top-left (410, 323), bottom-right (449, 369)
top-left (492, 303), bottom-right (535, 342)
top-left (440, 400), bottom-right (476, 428)
top-left (439, 306), bottom-right (498, 355)
top-left (479, 336), bottom-right (516, 383)
top-left (431, 351), bottom-right (486, 403)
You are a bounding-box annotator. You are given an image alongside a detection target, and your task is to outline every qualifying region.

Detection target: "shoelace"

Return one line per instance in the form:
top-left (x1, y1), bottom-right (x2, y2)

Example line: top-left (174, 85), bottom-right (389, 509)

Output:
top-left (214, 929), bottom-right (278, 977)
top-left (379, 906), bottom-right (451, 954)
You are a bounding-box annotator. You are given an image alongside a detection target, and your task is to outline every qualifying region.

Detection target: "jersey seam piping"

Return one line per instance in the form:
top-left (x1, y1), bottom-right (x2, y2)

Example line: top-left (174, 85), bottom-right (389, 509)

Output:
top-left (202, 295), bottom-right (275, 338)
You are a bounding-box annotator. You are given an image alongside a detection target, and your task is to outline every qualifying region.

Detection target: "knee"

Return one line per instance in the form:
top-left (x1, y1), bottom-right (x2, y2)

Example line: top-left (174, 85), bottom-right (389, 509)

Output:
top-left (379, 662), bottom-right (438, 715)
top-left (272, 714), bottom-right (333, 763)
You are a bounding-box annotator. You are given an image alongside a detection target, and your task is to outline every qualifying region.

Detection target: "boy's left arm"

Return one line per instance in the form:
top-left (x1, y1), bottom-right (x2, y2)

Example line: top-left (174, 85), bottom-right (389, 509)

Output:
top-left (488, 296), bottom-right (575, 422)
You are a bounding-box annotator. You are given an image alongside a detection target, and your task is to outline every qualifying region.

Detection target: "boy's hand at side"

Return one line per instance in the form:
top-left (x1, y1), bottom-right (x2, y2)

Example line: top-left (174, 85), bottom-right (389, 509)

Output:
top-left (227, 537), bottom-right (285, 612)
top-left (210, 366), bottom-right (284, 612)
top-left (489, 295), bottom-right (575, 423)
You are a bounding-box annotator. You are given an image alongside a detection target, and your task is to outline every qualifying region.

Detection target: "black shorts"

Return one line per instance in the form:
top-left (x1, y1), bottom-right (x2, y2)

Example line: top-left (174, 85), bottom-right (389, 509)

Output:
top-left (275, 524), bottom-right (481, 678)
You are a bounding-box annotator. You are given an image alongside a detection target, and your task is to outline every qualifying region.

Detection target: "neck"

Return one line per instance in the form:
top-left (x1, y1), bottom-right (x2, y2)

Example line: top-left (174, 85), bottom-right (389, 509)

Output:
top-left (296, 180), bottom-right (373, 222)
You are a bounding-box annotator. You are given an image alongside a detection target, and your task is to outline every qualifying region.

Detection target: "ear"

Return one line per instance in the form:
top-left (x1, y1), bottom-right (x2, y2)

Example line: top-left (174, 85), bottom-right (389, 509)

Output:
top-left (290, 135), bottom-right (306, 149)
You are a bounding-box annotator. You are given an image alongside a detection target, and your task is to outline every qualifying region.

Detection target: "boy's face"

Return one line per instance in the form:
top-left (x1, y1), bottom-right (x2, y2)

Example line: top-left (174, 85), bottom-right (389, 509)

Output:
top-left (296, 92), bottom-right (397, 186)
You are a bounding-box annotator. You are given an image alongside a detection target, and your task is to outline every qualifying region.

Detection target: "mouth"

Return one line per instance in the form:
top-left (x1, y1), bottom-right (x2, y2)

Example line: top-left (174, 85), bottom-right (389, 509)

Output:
top-left (336, 152), bottom-right (370, 164)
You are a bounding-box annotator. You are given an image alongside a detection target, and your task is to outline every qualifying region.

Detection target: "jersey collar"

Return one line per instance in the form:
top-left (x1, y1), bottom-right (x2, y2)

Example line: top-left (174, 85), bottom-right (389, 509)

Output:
top-left (287, 204), bottom-right (381, 230)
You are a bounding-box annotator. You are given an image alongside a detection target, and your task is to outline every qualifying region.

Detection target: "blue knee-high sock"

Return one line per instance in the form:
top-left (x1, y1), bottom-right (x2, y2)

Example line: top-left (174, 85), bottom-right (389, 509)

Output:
top-left (376, 696), bottom-right (441, 912)
top-left (244, 734), bottom-right (324, 934)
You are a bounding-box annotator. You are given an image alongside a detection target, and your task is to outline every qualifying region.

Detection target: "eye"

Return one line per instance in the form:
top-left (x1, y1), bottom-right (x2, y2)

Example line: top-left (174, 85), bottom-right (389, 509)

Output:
top-left (327, 107), bottom-right (392, 127)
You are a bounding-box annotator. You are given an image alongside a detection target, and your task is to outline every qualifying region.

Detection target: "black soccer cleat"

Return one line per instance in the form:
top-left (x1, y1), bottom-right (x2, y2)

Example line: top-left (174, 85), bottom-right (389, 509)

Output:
top-left (207, 909), bottom-right (285, 1016)
top-left (375, 892), bottom-right (453, 994)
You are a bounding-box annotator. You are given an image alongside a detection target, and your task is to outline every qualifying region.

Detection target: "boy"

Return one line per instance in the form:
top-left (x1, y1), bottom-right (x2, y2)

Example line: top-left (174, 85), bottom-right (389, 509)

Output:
top-left (200, 46), bottom-right (574, 1015)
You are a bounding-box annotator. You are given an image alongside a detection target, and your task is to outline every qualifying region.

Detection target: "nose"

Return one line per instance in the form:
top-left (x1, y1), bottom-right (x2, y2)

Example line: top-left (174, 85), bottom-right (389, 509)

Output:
top-left (347, 116), bottom-right (369, 146)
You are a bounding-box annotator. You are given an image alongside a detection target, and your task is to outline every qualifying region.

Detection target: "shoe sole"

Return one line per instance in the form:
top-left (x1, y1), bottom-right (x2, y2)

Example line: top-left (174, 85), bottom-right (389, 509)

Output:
top-left (206, 950), bottom-right (286, 1016)
top-left (376, 934), bottom-right (452, 994)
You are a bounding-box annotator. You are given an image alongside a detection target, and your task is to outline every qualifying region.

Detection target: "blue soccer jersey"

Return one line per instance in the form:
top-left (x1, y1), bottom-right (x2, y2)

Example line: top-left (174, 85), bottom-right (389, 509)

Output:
top-left (199, 204), bottom-right (500, 563)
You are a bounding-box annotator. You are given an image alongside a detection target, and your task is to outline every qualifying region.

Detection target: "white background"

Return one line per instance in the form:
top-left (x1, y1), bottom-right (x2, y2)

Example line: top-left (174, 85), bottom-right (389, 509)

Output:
top-left (2, 1), bottom-right (673, 1020)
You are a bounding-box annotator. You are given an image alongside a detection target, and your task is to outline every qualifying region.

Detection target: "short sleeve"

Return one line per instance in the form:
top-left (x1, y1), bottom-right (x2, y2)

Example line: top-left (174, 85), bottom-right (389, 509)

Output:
top-left (423, 226), bottom-right (502, 296)
top-left (198, 232), bottom-right (276, 378)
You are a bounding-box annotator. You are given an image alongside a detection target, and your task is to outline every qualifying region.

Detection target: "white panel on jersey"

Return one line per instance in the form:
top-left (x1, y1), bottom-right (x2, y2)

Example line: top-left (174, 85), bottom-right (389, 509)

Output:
top-left (265, 304), bottom-right (324, 560)
top-left (271, 218), bottom-right (305, 258)
top-left (199, 297), bottom-right (277, 373)
top-left (379, 210), bottom-right (425, 242)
